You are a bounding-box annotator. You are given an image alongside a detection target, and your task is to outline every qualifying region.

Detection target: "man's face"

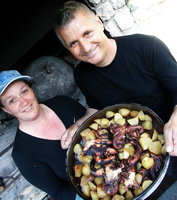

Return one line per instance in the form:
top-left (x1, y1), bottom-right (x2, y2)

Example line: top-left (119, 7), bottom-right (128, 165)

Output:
top-left (55, 12), bottom-right (110, 67)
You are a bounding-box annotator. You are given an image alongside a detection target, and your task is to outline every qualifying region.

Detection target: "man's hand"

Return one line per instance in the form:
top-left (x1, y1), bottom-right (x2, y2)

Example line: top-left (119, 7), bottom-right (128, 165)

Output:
top-left (164, 106), bottom-right (177, 156)
top-left (60, 124), bottom-right (79, 149)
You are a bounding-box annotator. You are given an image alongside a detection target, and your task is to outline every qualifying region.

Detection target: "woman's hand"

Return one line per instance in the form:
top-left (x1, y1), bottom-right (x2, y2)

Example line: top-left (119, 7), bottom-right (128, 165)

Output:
top-left (60, 123), bottom-right (79, 149)
top-left (164, 106), bottom-right (177, 156)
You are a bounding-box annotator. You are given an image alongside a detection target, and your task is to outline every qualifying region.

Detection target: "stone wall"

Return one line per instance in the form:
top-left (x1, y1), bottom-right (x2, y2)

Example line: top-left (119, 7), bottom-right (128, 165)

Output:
top-left (86, 0), bottom-right (138, 36)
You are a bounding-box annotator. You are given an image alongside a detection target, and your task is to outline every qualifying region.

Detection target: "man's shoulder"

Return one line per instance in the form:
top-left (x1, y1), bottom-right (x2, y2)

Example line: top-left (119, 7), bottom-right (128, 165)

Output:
top-left (115, 33), bottom-right (154, 42)
top-left (114, 34), bottom-right (156, 51)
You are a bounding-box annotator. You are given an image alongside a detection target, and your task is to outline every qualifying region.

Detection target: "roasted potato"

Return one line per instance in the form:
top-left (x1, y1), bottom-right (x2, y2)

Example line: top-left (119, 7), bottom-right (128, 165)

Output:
top-left (134, 187), bottom-right (143, 196)
top-left (86, 131), bottom-right (96, 141)
top-left (138, 110), bottom-right (145, 121)
top-left (123, 143), bottom-right (135, 156)
top-left (118, 150), bottom-right (130, 160)
top-left (77, 153), bottom-right (84, 163)
top-left (94, 164), bottom-right (101, 169)
top-left (112, 194), bottom-right (125, 200)
top-left (81, 184), bottom-right (90, 197)
top-left (80, 175), bottom-right (94, 187)
top-left (118, 183), bottom-right (126, 195)
top-left (82, 163), bottom-right (91, 176)
top-left (98, 129), bottom-right (109, 136)
top-left (140, 132), bottom-right (151, 138)
top-left (140, 152), bottom-right (150, 160)
top-left (114, 113), bottom-right (123, 123)
top-left (142, 180), bottom-right (153, 191)
top-left (100, 118), bottom-right (110, 128)
top-left (144, 114), bottom-right (152, 122)
top-left (90, 191), bottom-right (99, 200)
top-left (149, 141), bottom-right (162, 154)
top-left (94, 119), bottom-right (101, 125)
top-left (80, 128), bottom-right (92, 137)
top-left (152, 129), bottom-right (158, 141)
top-left (142, 120), bottom-right (152, 130)
top-left (94, 177), bottom-right (104, 185)
top-left (158, 134), bottom-right (165, 145)
top-left (115, 118), bottom-right (126, 126)
top-left (82, 156), bottom-right (93, 164)
top-left (88, 181), bottom-right (97, 191)
top-left (101, 196), bottom-right (111, 200)
top-left (97, 185), bottom-right (107, 198)
top-left (136, 162), bottom-right (142, 170)
top-left (139, 137), bottom-right (152, 150)
top-left (73, 143), bottom-right (83, 154)
top-left (135, 173), bottom-right (143, 185)
top-left (108, 119), bottom-right (115, 126)
top-left (106, 111), bottom-right (115, 118)
top-left (127, 116), bottom-right (139, 126)
top-left (74, 164), bottom-right (83, 177)
top-left (125, 191), bottom-right (134, 200)
top-left (130, 110), bottom-right (138, 117)
top-left (161, 144), bottom-right (166, 154)
top-left (141, 157), bottom-right (154, 169)
top-left (119, 108), bottom-right (131, 117)
top-left (89, 123), bottom-right (99, 130)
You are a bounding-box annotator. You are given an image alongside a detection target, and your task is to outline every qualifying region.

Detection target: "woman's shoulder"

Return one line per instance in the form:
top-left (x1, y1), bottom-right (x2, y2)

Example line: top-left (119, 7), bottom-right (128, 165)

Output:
top-left (43, 95), bottom-right (85, 111)
top-left (43, 95), bottom-right (74, 105)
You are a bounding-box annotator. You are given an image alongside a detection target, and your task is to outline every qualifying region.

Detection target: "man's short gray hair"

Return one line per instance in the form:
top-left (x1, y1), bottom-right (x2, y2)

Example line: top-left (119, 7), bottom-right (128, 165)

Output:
top-left (54, 1), bottom-right (95, 30)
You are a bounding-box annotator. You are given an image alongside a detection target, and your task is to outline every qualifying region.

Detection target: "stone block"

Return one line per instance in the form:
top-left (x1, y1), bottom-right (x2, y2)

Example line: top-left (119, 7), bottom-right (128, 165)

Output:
top-left (114, 5), bottom-right (135, 30)
top-left (22, 56), bottom-right (77, 102)
top-left (15, 185), bottom-right (46, 200)
top-left (109, 0), bottom-right (125, 9)
top-left (104, 20), bottom-right (122, 37)
top-left (0, 174), bottom-right (30, 200)
top-left (88, 0), bottom-right (101, 6)
top-left (96, 1), bottom-right (115, 21)
top-left (0, 148), bottom-right (17, 177)
top-left (0, 121), bottom-right (17, 153)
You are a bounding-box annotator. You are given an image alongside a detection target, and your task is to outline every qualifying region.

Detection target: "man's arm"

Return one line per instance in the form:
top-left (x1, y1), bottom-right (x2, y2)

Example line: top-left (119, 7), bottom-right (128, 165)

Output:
top-left (61, 108), bottom-right (98, 149)
top-left (164, 105), bottom-right (177, 156)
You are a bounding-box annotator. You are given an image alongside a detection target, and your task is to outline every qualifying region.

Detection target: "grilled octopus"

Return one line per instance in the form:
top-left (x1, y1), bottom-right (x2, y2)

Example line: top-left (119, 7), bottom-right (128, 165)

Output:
top-left (110, 124), bottom-right (144, 150)
top-left (76, 122), bottom-right (163, 196)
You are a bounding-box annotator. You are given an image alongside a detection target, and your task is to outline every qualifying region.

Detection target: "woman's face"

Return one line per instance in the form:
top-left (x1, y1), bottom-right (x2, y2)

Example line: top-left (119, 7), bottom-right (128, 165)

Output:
top-left (0, 80), bottom-right (40, 123)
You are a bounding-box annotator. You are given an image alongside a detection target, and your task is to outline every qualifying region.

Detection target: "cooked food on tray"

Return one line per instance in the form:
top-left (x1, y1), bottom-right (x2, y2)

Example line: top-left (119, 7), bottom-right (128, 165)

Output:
top-left (72, 107), bottom-right (166, 200)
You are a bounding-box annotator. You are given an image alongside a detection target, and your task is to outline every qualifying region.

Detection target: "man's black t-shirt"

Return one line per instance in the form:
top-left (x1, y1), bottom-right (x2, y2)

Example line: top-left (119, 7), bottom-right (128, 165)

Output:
top-left (74, 34), bottom-right (177, 122)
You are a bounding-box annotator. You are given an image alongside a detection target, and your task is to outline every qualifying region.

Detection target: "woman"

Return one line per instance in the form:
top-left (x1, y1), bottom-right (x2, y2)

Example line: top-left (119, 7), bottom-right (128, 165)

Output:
top-left (0, 70), bottom-right (95, 200)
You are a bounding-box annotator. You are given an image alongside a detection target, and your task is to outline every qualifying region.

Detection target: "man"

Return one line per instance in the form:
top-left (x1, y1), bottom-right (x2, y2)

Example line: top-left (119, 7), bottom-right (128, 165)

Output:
top-left (54, 0), bottom-right (177, 164)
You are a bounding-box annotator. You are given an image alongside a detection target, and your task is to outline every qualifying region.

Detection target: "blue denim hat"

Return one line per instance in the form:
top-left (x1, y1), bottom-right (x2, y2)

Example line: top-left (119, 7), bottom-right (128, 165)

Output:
top-left (0, 70), bottom-right (32, 95)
